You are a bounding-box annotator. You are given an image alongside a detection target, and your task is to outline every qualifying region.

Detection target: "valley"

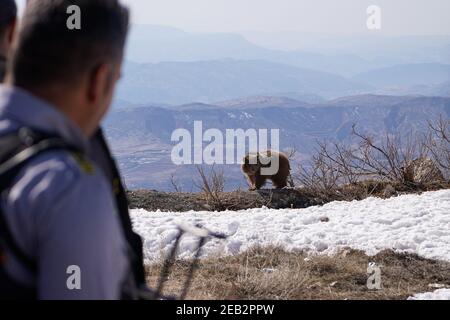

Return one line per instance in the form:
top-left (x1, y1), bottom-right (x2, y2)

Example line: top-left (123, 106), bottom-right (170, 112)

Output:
top-left (104, 94), bottom-right (450, 191)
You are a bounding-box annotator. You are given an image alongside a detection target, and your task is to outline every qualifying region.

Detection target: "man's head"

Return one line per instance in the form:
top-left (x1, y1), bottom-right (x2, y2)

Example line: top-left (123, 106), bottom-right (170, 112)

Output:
top-left (0, 0), bottom-right (17, 58)
top-left (9, 0), bottom-right (129, 136)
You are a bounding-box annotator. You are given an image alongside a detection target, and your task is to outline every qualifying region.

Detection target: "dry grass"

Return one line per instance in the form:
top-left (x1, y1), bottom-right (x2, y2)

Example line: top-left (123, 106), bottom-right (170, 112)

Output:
top-left (145, 246), bottom-right (450, 300)
top-left (128, 181), bottom-right (450, 212)
top-left (300, 179), bottom-right (450, 203)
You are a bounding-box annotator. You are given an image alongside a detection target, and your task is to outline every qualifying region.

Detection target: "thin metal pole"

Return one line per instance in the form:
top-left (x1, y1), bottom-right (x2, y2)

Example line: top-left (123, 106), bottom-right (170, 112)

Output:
top-left (179, 236), bottom-right (206, 300)
top-left (154, 229), bottom-right (184, 299)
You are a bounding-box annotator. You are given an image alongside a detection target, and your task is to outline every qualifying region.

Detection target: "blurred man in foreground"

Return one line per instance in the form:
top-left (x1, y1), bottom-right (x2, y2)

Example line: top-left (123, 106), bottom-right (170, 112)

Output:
top-left (0, 0), bottom-right (17, 81)
top-left (0, 0), bottom-right (144, 299)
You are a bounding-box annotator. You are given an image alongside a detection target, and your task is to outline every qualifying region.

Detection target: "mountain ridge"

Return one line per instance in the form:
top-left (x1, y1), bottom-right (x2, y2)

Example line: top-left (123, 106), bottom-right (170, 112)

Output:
top-left (105, 94), bottom-right (450, 190)
top-left (117, 58), bottom-right (371, 105)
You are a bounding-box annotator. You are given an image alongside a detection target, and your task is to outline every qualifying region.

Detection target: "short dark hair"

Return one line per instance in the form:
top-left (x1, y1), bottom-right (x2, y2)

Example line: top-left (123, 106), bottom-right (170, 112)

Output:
top-left (12, 0), bottom-right (129, 89)
top-left (0, 0), bottom-right (17, 38)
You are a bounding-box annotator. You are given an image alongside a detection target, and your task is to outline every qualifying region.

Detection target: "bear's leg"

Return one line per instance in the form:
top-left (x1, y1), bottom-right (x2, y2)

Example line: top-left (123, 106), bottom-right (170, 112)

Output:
top-left (254, 175), bottom-right (267, 190)
top-left (271, 175), bottom-right (288, 189)
top-left (247, 175), bottom-right (257, 191)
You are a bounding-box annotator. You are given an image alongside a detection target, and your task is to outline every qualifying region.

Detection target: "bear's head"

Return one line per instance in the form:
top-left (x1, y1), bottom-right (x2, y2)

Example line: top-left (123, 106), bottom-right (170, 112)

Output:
top-left (242, 153), bottom-right (261, 175)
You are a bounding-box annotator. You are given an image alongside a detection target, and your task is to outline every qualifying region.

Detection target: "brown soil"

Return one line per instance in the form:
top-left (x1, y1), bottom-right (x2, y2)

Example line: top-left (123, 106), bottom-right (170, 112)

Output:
top-left (145, 246), bottom-right (450, 300)
top-left (128, 181), bottom-right (450, 212)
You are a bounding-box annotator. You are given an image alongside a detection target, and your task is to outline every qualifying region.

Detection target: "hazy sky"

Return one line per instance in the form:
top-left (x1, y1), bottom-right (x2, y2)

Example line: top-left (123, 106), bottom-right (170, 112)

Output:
top-left (124, 0), bottom-right (450, 35)
top-left (16, 0), bottom-right (450, 35)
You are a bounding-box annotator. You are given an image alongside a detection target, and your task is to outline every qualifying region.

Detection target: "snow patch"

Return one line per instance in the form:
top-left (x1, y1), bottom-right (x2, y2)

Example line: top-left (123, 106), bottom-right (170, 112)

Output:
top-left (408, 289), bottom-right (450, 300)
top-left (131, 190), bottom-right (450, 263)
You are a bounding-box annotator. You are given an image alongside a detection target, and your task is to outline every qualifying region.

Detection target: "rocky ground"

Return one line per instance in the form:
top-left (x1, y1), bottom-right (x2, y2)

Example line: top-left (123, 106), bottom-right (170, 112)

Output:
top-left (127, 180), bottom-right (449, 212)
top-left (127, 188), bottom-right (322, 212)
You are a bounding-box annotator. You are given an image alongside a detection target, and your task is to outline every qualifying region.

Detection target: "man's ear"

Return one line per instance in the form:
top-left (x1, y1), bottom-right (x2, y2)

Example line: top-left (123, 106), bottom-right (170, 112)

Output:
top-left (7, 19), bottom-right (16, 45)
top-left (87, 63), bottom-right (111, 102)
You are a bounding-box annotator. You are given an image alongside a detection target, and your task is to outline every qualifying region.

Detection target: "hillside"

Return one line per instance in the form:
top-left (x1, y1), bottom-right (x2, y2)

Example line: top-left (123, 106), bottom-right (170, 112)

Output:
top-left (352, 63), bottom-right (450, 88)
top-left (116, 59), bottom-right (369, 105)
top-left (117, 60), bottom-right (450, 106)
top-left (104, 94), bottom-right (450, 190)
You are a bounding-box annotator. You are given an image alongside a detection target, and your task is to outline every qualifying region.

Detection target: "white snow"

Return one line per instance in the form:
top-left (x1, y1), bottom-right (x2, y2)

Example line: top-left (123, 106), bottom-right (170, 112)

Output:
top-left (407, 289), bottom-right (450, 300)
top-left (130, 190), bottom-right (450, 263)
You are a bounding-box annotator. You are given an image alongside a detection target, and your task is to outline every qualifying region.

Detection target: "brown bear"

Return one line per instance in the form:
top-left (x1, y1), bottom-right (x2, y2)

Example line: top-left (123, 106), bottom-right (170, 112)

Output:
top-left (241, 150), bottom-right (291, 191)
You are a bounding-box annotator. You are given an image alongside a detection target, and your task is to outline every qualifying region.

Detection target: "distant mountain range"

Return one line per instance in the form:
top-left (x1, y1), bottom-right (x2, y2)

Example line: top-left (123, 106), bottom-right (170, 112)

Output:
top-left (367, 82), bottom-right (450, 97)
top-left (126, 25), bottom-right (450, 77)
top-left (116, 59), bottom-right (371, 105)
top-left (116, 59), bottom-right (450, 105)
top-left (353, 63), bottom-right (450, 87)
top-left (119, 25), bottom-right (450, 106)
top-left (104, 94), bottom-right (450, 191)
top-left (126, 25), bottom-right (379, 77)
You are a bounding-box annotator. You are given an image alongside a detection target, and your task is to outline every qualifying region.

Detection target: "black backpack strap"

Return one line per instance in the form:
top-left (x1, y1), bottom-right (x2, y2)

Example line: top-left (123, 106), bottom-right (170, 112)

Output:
top-left (93, 130), bottom-right (146, 287)
top-left (0, 55), bottom-right (6, 83)
top-left (0, 128), bottom-right (81, 275)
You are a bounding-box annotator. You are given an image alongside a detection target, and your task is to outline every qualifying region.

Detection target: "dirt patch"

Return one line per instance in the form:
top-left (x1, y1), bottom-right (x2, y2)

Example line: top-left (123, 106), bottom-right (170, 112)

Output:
top-left (145, 247), bottom-right (450, 300)
top-left (128, 181), bottom-right (450, 212)
top-left (127, 188), bottom-right (323, 212)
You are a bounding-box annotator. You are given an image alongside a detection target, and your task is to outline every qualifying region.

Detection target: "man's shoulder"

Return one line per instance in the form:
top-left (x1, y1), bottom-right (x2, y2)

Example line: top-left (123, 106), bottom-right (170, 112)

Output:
top-left (26, 149), bottom-right (101, 184)
top-left (8, 149), bottom-right (113, 213)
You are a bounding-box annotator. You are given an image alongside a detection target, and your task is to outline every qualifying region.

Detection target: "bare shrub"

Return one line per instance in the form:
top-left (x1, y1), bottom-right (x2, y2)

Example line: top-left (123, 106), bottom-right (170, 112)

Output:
top-left (349, 126), bottom-right (430, 183)
top-left (194, 165), bottom-right (226, 210)
top-left (284, 147), bottom-right (297, 188)
top-left (296, 144), bottom-right (342, 193)
top-left (170, 173), bottom-right (183, 193)
top-left (426, 116), bottom-right (450, 177)
top-left (294, 122), bottom-right (447, 195)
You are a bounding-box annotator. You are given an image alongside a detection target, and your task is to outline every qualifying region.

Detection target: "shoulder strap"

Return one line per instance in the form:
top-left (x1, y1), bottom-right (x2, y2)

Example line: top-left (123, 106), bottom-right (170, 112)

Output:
top-left (0, 128), bottom-right (81, 274)
top-left (93, 130), bottom-right (146, 287)
top-left (0, 55), bottom-right (6, 83)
